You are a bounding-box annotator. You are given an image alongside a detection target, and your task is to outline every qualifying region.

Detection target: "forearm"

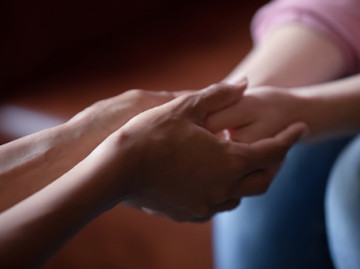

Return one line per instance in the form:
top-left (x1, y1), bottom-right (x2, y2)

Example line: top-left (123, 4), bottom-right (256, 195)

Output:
top-left (0, 114), bottom-right (110, 212)
top-left (224, 24), bottom-right (347, 88)
top-left (0, 89), bottom-right (174, 212)
top-left (293, 74), bottom-right (360, 139)
top-left (0, 135), bottom-right (130, 268)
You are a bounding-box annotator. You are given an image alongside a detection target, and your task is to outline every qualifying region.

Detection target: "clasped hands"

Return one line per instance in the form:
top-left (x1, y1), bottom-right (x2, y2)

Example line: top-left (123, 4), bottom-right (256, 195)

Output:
top-left (77, 81), bottom-right (307, 222)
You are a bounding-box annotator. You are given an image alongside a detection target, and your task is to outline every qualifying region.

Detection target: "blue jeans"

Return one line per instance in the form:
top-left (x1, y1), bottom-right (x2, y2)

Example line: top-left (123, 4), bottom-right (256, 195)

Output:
top-left (214, 136), bottom-right (359, 269)
top-left (325, 135), bottom-right (360, 269)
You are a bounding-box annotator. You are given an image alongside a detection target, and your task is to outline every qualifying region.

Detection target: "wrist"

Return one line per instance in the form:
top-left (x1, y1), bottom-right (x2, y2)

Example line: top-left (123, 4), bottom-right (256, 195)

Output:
top-left (87, 130), bottom-right (143, 207)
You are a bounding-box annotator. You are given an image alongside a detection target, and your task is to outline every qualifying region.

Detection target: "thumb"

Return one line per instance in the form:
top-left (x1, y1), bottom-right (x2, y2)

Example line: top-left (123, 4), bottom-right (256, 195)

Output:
top-left (188, 82), bottom-right (247, 126)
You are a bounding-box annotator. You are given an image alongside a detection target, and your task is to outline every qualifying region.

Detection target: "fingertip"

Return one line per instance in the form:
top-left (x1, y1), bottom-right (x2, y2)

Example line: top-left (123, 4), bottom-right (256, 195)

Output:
top-left (225, 79), bottom-right (248, 94)
top-left (224, 72), bottom-right (248, 88)
top-left (285, 121), bottom-right (309, 141)
top-left (191, 82), bottom-right (246, 123)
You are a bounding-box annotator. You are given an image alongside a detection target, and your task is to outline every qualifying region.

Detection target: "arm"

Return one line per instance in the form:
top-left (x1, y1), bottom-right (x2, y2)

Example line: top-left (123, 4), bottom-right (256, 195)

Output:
top-left (293, 74), bottom-right (360, 138)
top-left (223, 0), bottom-right (360, 88)
top-left (224, 23), bottom-right (347, 88)
top-left (207, 0), bottom-right (360, 141)
top-left (0, 89), bottom-right (175, 212)
top-left (0, 83), bottom-right (306, 268)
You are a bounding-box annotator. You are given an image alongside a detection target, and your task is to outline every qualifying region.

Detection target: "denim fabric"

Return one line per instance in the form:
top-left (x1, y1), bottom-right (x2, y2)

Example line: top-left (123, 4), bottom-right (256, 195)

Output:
top-left (326, 135), bottom-right (360, 269)
top-left (213, 137), bottom-right (352, 269)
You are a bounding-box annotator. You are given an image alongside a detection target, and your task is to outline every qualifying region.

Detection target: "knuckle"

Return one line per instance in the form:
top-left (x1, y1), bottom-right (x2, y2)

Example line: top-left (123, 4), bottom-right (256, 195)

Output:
top-left (128, 89), bottom-right (146, 99)
top-left (127, 89), bottom-right (152, 107)
top-left (90, 99), bottom-right (107, 110)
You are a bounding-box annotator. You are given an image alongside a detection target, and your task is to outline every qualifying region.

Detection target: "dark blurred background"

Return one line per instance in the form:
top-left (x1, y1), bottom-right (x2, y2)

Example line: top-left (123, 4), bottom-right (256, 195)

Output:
top-left (0, 0), bottom-right (267, 268)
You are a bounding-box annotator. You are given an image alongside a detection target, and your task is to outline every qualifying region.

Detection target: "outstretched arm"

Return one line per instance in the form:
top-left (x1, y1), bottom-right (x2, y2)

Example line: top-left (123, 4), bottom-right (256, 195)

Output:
top-left (0, 90), bottom-right (175, 212)
top-left (0, 83), bottom-right (306, 268)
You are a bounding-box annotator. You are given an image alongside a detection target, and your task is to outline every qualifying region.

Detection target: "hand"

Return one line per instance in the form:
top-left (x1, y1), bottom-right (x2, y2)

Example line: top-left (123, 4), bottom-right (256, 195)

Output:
top-left (97, 83), bottom-right (306, 222)
top-left (206, 86), bottom-right (306, 143)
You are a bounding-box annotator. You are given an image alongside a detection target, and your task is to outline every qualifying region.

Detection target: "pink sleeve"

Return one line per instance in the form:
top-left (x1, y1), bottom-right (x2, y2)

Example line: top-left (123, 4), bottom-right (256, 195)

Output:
top-left (251, 0), bottom-right (360, 74)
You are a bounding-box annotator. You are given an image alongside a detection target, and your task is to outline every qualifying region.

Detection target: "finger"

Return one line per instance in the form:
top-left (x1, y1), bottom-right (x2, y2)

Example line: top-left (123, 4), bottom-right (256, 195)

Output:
top-left (247, 122), bottom-right (308, 168)
top-left (205, 98), bottom-right (254, 134)
top-left (188, 82), bottom-right (247, 125)
top-left (229, 124), bottom-right (260, 144)
top-left (229, 122), bottom-right (279, 144)
top-left (230, 165), bottom-right (281, 197)
top-left (223, 72), bottom-right (248, 85)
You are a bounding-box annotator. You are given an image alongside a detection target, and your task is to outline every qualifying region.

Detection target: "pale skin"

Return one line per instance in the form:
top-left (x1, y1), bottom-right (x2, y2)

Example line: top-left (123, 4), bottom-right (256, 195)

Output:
top-left (0, 83), bottom-right (306, 268)
top-left (206, 23), bottom-right (358, 143)
top-left (224, 23), bottom-right (348, 88)
top-left (0, 89), bottom-right (177, 212)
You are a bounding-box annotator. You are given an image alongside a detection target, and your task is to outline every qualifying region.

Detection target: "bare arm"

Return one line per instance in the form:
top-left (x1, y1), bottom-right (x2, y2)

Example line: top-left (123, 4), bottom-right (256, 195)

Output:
top-left (224, 24), bottom-right (347, 88)
top-left (0, 90), bottom-right (175, 211)
top-left (293, 74), bottom-right (360, 139)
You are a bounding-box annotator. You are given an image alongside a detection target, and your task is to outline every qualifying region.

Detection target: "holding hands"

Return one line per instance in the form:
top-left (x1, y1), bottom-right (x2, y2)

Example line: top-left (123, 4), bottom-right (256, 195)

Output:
top-left (207, 86), bottom-right (306, 143)
top-left (101, 83), bottom-right (306, 222)
top-left (0, 81), bottom-right (308, 268)
top-left (0, 80), bottom-right (310, 268)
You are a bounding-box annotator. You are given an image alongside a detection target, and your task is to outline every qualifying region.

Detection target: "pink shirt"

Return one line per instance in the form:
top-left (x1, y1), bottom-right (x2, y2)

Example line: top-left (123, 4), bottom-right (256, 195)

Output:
top-left (252, 0), bottom-right (360, 73)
